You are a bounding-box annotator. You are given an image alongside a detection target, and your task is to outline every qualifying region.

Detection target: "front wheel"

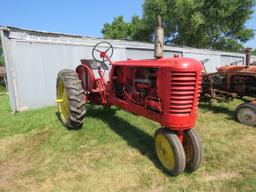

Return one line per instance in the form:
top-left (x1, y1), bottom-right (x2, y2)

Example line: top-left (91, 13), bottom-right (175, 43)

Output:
top-left (235, 102), bottom-right (256, 127)
top-left (183, 129), bottom-right (203, 172)
top-left (154, 128), bottom-right (186, 176)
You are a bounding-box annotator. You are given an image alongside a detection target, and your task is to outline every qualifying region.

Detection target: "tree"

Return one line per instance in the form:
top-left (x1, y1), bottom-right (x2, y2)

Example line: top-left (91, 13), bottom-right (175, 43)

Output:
top-left (101, 16), bottom-right (130, 40)
top-left (143, 0), bottom-right (255, 51)
top-left (102, 0), bottom-right (255, 51)
top-left (101, 15), bottom-right (147, 41)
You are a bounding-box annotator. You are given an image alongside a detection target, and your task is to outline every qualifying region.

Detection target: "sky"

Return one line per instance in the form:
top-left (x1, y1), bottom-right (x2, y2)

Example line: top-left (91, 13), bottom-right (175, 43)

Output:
top-left (0, 0), bottom-right (255, 48)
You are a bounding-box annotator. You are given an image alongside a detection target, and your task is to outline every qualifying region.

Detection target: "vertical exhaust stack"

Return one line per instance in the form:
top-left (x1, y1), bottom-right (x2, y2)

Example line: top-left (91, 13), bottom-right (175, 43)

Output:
top-left (245, 48), bottom-right (251, 68)
top-left (154, 16), bottom-right (164, 59)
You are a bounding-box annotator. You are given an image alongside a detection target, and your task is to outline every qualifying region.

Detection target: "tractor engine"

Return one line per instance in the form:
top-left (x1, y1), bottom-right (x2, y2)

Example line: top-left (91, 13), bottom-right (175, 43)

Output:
top-left (109, 57), bottom-right (202, 130)
top-left (232, 75), bottom-right (256, 96)
top-left (113, 67), bottom-right (161, 112)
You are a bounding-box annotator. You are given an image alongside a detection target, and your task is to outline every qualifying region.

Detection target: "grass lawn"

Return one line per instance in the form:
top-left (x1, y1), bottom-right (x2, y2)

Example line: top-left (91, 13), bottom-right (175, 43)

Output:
top-left (0, 90), bottom-right (255, 192)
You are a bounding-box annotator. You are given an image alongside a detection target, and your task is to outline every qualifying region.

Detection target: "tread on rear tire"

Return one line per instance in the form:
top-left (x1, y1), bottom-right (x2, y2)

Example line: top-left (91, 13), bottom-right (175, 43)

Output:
top-left (56, 69), bottom-right (86, 129)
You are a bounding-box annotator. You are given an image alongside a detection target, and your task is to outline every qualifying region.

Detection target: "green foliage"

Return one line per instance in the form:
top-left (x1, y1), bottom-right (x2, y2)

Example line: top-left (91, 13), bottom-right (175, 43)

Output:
top-left (0, 39), bottom-right (4, 66)
top-left (101, 15), bottom-right (148, 41)
top-left (144, 0), bottom-right (255, 51)
top-left (129, 15), bottom-right (150, 41)
top-left (102, 0), bottom-right (255, 51)
top-left (101, 16), bottom-right (130, 40)
top-left (0, 59), bottom-right (4, 66)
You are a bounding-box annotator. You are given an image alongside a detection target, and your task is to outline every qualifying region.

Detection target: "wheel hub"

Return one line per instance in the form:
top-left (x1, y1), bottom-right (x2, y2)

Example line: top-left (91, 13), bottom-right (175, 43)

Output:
top-left (156, 134), bottom-right (175, 170)
top-left (238, 107), bottom-right (256, 126)
top-left (57, 80), bottom-right (70, 122)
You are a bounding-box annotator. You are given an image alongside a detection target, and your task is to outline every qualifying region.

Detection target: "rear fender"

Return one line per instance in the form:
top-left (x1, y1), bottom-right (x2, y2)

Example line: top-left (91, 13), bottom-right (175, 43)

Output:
top-left (76, 64), bottom-right (95, 93)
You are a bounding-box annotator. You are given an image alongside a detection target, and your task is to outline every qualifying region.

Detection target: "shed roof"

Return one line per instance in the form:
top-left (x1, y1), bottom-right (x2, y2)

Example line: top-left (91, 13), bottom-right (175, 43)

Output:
top-left (0, 26), bottom-right (249, 57)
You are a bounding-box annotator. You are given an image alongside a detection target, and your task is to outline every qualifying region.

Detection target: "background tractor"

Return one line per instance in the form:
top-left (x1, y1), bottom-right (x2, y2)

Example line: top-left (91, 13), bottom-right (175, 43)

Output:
top-left (56, 17), bottom-right (203, 176)
top-left (201, 49), bottom-right (256, 126)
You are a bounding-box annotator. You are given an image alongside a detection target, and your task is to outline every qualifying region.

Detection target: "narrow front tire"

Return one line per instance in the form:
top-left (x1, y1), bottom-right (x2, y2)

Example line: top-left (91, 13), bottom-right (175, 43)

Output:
top-left (154, 128), bottom-right (186, 176)
top-left (183, 129), bottom-right (203, 172)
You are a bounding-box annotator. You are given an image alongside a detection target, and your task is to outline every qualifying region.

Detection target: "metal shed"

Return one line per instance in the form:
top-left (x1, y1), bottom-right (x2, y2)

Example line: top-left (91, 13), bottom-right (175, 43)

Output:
top-left (1, 27), bottom-right (255, 112)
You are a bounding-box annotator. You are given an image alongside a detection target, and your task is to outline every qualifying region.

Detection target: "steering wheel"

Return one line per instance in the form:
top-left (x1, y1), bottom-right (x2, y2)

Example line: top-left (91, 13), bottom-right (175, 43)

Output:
top-left (92, 41), bottom-right (114, 63)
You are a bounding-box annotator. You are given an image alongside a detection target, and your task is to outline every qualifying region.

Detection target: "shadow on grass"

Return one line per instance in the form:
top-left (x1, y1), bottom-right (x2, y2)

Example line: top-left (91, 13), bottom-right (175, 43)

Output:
top-left (199, 102), bottom-right (235, 120)
top-left (86, 106), bottom-right (164, 172)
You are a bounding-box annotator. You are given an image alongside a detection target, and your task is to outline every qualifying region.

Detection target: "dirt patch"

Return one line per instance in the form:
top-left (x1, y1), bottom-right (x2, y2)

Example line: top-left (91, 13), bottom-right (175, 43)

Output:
top-left (0, 157), bottom-right (33, 188)
top-left (202, 172), bottom-right (240, 182)
top-left (0, 129), bottom-right (50, 191)
top-left (147, 187), bottom-right (163, 192)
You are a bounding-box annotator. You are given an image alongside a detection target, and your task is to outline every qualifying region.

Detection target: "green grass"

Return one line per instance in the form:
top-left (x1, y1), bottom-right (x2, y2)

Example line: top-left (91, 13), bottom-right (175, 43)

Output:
top-left (0, 91), bottom-right (255, 192)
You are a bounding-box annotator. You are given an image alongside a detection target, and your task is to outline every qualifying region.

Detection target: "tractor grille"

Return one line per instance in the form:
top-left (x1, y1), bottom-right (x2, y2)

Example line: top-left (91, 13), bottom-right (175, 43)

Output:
top-left (170, 71), bottom-right (201, 114)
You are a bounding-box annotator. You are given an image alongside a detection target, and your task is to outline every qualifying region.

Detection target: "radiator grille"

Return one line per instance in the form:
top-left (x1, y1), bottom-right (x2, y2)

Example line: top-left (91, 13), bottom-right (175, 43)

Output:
top-left (170, 71), bottom-right (201, 114)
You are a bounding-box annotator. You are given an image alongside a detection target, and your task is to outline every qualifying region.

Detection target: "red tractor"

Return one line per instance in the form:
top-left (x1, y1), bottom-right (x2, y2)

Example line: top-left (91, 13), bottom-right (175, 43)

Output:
top-left (56, 17), bottom-right (203, 176)
top-left (201, 49), bottom-right (256, 126)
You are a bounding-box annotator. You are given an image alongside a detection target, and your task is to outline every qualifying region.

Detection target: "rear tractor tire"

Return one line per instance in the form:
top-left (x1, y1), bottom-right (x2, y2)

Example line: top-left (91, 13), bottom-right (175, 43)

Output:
top-left (154, 128), bottom-right (186, 176)
top-left (56, 69), bottom-right (86, 129)
top-left (235, 102), bottom-right (256, 127)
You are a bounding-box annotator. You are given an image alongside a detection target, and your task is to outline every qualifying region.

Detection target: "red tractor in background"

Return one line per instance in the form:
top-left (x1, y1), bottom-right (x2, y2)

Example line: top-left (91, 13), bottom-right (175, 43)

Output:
top-left (201, 49), bottom-right (256, 126)
top-left (56, 17), bottom-right (203, 176)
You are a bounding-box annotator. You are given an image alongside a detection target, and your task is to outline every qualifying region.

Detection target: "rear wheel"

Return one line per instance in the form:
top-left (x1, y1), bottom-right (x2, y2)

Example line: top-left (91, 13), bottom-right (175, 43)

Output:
top-left (235, 102), bottom-right (256, 127)
top-left (183, 129), bottom-right (203, 172)
top-left (154, 128), bottom-right (186, 176)
top-left (56, 69), bottom-right (86, 129)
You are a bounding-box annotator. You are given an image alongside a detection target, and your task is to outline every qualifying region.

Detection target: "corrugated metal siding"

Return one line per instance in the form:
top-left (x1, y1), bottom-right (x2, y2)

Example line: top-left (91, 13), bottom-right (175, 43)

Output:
top-left (220, 55), bottom-right (244, 66)
top-left (15, 43), bottom-right (126, 110)
top-left (0, 27), bottom-right (252, 111)
top-left (13, 42), bottom-right (92, 109)
top-left (126, 48), bottom-right (182, 59)
top-left (0, 30), bottom-right (17, 111)
top-left (251, 55), bottom-right (256, 63)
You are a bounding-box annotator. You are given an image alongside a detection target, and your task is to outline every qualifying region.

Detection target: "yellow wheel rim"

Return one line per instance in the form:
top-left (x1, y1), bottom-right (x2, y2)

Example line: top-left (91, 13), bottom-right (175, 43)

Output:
top-left (155, 134), bottom-right (175, 170)
top-left (57, 79), bottom-right (70, 123)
